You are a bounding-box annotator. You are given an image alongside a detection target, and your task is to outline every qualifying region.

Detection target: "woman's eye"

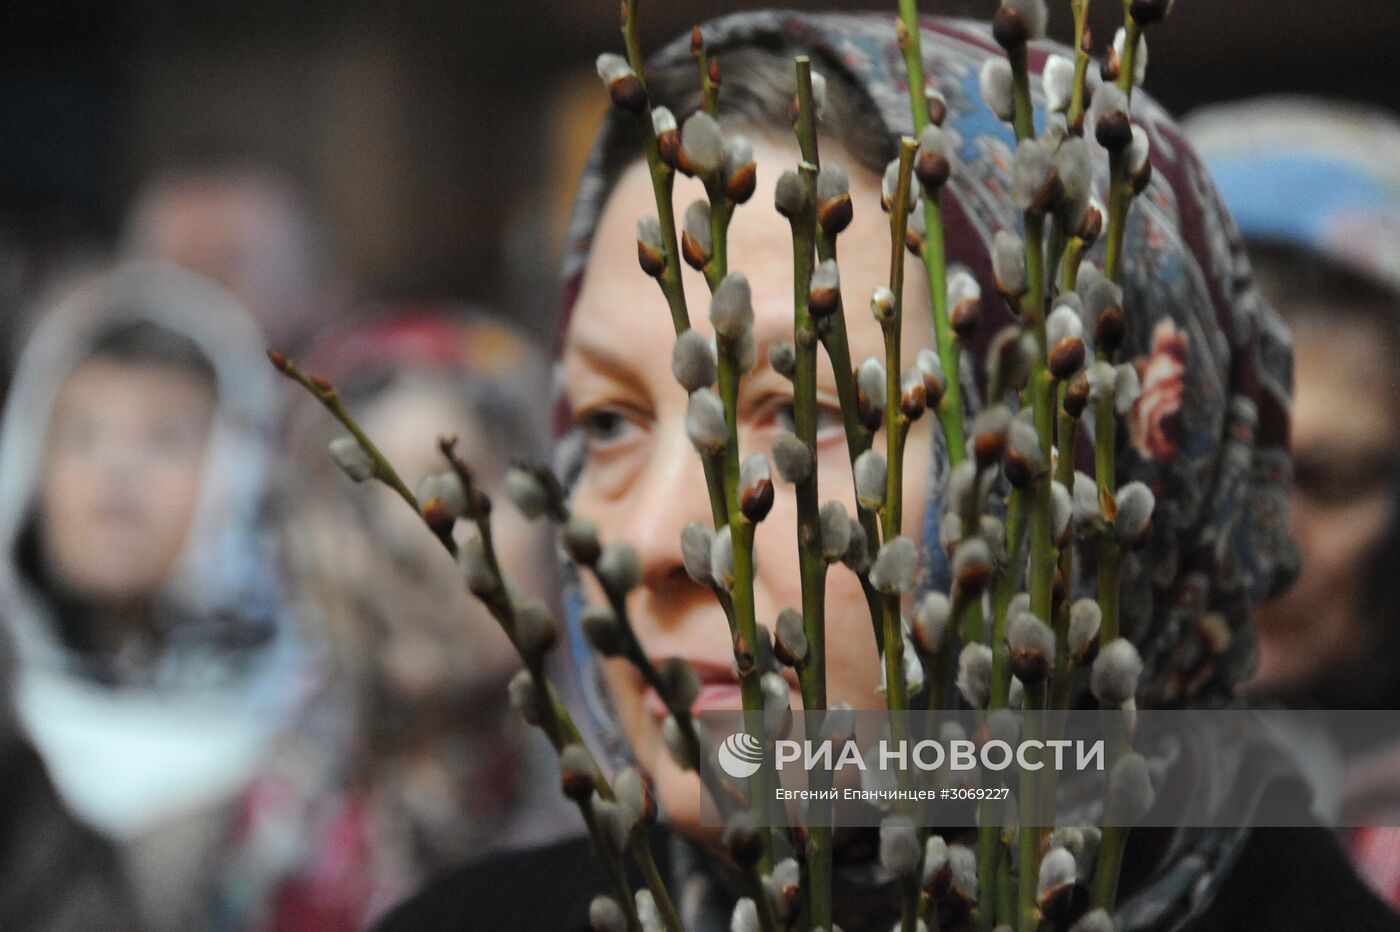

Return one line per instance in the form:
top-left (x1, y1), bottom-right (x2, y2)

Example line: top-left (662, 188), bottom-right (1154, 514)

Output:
top-left (578, 407), bottom-right (637, 448)
top-left (776, 402), bottom-right (797, 434)
top-left (774, 402), bottom-right (845, 442)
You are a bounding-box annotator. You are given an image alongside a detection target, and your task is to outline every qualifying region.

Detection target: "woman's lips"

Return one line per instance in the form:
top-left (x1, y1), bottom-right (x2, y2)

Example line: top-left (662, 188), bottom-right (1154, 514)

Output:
top-left (645, 681), bottom-right (744, 720)
top-left (640, 658), bottom-right (799, 720)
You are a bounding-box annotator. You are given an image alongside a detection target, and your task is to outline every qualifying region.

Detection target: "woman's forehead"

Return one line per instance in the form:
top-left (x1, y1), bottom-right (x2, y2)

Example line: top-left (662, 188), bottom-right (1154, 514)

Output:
top-left (570, 139), bottom-right (926, 363)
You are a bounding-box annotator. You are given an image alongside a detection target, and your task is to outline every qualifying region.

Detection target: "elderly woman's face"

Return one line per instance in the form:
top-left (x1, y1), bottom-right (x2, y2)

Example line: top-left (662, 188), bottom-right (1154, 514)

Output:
top-left (564, 136), bottom-right (937, 832)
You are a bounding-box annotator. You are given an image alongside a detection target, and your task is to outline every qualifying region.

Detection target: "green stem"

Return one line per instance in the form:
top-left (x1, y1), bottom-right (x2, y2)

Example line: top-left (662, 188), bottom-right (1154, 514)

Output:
top-left (1061, 238), bottom-right (1086, 293)
top-left (1103, 150), bottom-right (1130, 284)
top-left (790, 77), bottom-right (828, 716)
top-left (631, 837), bottom-right (685, 932)
top-left (882, 139), bottom-right (918, 728)
top-left (703, 176), bottom-right (734, 294)
top-left (718, 340), bottom-right (774, 865)
top-left (974, 822), bottom-right (999, 931)
top-left (987, 490), bottom-right (1028, 710)
top-left (1116, 15), bottom-right (1143, 98)
top-left (1067, 0), bottom-right (1092, 134)
top-left (1091, 825), bottom-right (1129, 911)
top-left (1088, 6), bottom-right (1150, 918)
top-left (1017, 688), bottom-right (1046, 931)
top-left (793, 64), bottom-right (837, 929)
top-left (996, 828), bottom-right (1016, 925)
top-left (620, 0), bottom-right (730, 536)
top-left (900, 878), bottom-right (921, 932)
top-left (691, 29), bottom-right (719, 116)
top-left (1008, 45), bottom-right (1035, 144)
top-left (897, 0), bottom-right (967, 469)
top-left (1093, 397), bottom-right (1120, 644)
top-left (1008, 40), bottom-right (1056, 932)
top-left (1049, 397), bottom-right (1079, 711)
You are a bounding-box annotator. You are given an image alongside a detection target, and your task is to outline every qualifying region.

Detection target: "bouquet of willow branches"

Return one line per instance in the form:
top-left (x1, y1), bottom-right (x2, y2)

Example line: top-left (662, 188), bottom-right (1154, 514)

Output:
top-left (272, 0), bottom-right (1175, 929)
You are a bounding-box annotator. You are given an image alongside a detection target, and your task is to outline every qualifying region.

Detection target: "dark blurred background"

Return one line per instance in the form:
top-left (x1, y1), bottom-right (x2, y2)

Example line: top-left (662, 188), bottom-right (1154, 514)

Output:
top-left (2, 0), bottom-right (1396, 334)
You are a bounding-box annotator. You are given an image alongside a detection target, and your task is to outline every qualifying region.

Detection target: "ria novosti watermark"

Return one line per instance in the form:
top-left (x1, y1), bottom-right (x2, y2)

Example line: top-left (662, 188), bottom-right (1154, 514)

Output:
top-left (697, 708), bottom-right (1400, 829)
top-left (717, 731), bottom-right (1104, 779)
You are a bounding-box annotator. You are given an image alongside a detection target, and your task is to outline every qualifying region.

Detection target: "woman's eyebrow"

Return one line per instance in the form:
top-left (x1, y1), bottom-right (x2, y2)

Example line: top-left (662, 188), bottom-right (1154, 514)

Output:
top-left (566, 329), bottom-right (636, 374)
top-left (564, 328), bottom-right (652, 396)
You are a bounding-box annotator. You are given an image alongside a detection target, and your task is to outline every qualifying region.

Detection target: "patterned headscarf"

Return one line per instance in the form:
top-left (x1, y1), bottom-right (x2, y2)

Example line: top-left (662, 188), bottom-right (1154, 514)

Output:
top-left (555, 12), bottom-right (1298, 930)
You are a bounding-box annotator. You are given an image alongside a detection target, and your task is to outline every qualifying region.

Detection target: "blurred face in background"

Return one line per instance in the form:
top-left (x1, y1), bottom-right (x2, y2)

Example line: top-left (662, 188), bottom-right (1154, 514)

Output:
top-left (357, 376), bottom-right (544, 697)
top-left (1252, 312), bottom-right (1400, 699)
top-left (38, 358), bottom-right (215, 609)
top-left (564, 137), bottom-right (936, 834)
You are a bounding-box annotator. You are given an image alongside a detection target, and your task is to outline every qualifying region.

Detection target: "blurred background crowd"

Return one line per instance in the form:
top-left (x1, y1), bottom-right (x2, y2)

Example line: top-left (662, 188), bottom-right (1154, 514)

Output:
top-left (0, 0), bottom-right (1398, 929)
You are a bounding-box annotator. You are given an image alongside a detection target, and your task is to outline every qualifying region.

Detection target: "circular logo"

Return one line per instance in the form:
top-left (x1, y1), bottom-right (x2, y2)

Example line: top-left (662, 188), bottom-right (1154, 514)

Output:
top-left (717, 731), bottom-right (765, 779)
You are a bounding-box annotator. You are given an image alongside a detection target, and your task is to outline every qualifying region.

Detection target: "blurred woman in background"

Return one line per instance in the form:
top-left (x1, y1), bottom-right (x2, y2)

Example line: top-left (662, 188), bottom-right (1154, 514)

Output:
top-left (1189, 96), bottom-right (1400, 909)
top-left (1188, 98), bottom-right (1400, 710)
top-left (233, 309), bottom-right (573, 929)
top-left (0, 262), bottom-right (312, 930)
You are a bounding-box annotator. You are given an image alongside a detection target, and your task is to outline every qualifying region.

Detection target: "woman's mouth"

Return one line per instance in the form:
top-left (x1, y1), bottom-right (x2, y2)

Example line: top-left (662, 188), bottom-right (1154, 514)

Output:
top-left (641, 658), bottom-right (799, 720)
top-left (643, 658), bottom-right (744, 720)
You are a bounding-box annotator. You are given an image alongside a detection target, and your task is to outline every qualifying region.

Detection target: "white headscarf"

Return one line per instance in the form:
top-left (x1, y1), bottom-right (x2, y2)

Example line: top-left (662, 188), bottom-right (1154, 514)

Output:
top-left (0, 261), bottom-right (312, 840)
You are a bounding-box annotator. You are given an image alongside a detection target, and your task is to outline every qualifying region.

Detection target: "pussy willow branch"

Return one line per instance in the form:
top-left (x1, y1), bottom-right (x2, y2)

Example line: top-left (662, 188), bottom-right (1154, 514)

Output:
top-left (271, 355), bottom-right (682, 930)
top-left (898, 0), bottom-right (989, 722)
top-left (975, 485), bottom-right (1026, 924)
top-left (884, 138), bottom-right (924, 932)
top-left (789, 61), bottom-right (839, 932)
top-left (1007, 39), bottom-right (1057, 931)
top-left (1103, 2), bottom-right (1144, 270)
top-left (988, 492), bottom-right (1028, 711)
top-left (691, 27), bottom-right (719, 116)
top-left (896, 0), bottom-right (969, 469)
top-left (713, 265), bottom-right (775, 879)
top-left (621, 0), bottom-right (686, 335)
top-left (613, 14), bottom-right (770, 883)
top-left (619, 0), bottom-right (730, 534)
top-left (789, 57), bottom-right (885, 647)
top-left (672, 46), bottom-right (776, 871)
top-left (1094, 0), bottom-right (1146, 648)
top-left (791, 62), bottom-right (830, 717)
top-left (1067, 0), bottom-right (1093, 133)
top-left (882, 140), bottom-right (919, 723)
top-left (1090, 3), bottom-right (1157, 914)
top-left (1050, 402), bottom-right (1079, 710)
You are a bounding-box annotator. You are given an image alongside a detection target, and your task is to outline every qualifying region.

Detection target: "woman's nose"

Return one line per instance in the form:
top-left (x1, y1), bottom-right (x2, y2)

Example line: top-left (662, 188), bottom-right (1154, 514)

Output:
top-left (624, 421), bottom-right (716, 589)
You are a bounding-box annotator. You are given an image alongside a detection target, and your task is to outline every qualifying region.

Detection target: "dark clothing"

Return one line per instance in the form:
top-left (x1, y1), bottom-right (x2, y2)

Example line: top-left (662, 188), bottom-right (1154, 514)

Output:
top-left (0, 736), bottom-right (138, 931)
top-left (376, 824), bottom-right (1400, 932)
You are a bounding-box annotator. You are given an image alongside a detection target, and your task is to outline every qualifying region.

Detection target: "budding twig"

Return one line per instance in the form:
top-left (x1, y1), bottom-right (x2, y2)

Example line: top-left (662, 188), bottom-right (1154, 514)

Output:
top-left (272, 354), bottom-right (682, 931)
top-left (612, 5), bottom-right (736, 545)
top-left (793, 58), bottom-right (886, 647)
top-left (897, 0), bottom-right (970, 470)
top-left (1066, 0), bottom-right (1093, 134)
top-left (878, 137), bottom-right (925, 932)
top-left (998, 9), bottom-right (1058, 924)
top-left (786, 64), bottom-right (839, 931)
